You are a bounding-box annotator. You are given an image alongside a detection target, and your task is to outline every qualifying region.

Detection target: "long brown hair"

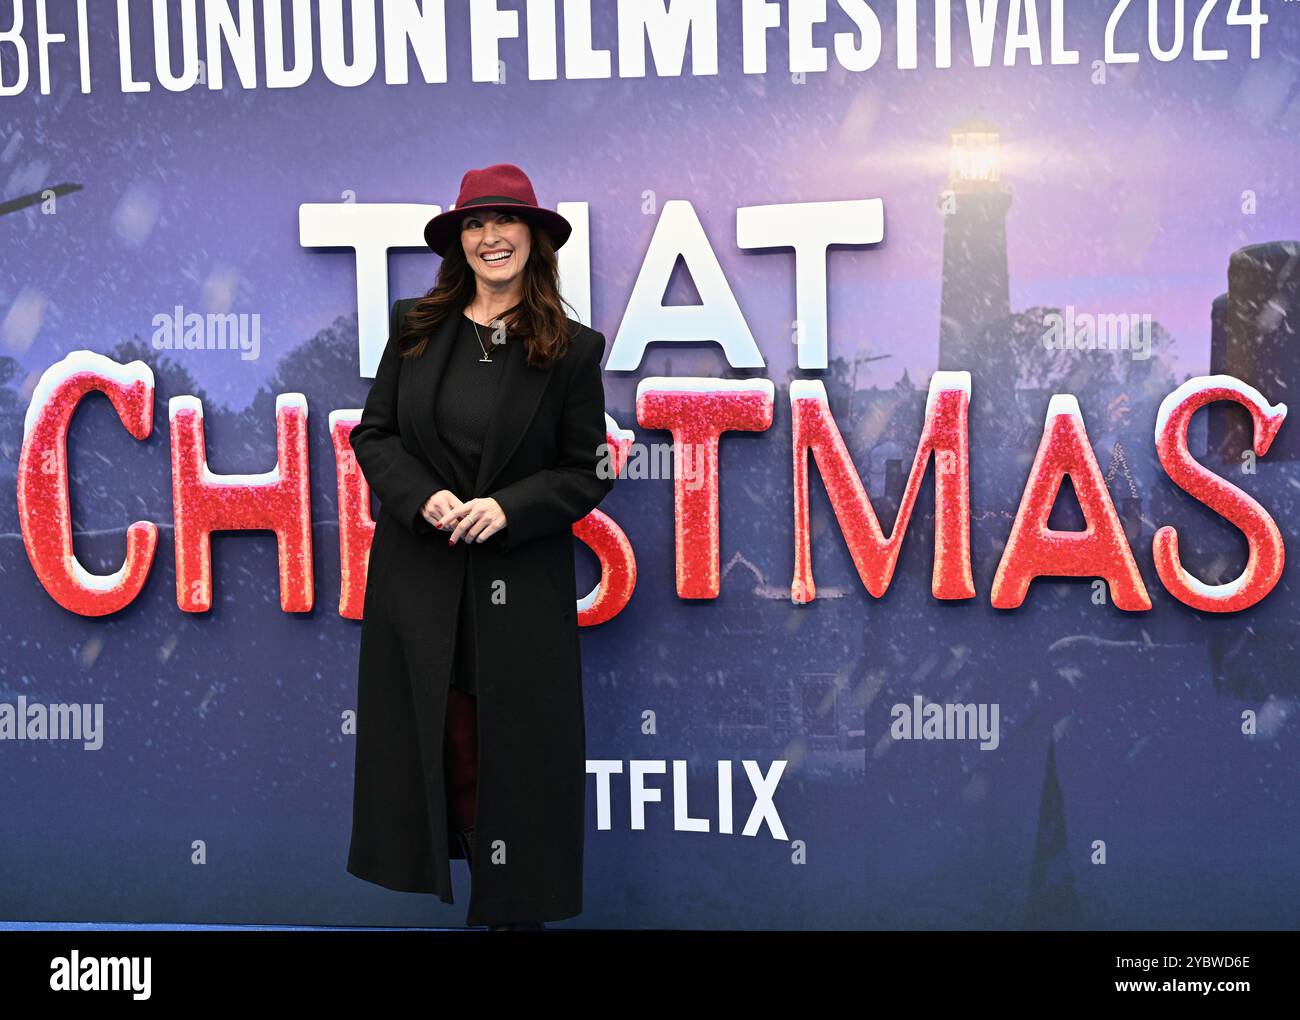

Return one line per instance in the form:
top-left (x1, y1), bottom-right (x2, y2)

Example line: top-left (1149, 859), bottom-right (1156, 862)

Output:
top-left (395, 215), bottom-right (578, 369)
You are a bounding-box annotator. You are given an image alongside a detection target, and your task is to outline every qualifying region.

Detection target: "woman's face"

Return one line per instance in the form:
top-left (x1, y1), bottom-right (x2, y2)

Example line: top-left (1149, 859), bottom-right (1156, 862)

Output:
top-left (459, 209), bottom-right (532, 289)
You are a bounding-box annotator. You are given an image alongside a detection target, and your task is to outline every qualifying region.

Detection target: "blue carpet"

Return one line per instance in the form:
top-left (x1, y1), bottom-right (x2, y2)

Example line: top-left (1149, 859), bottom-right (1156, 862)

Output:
top-left (1, 920), bottom-right (461, 931)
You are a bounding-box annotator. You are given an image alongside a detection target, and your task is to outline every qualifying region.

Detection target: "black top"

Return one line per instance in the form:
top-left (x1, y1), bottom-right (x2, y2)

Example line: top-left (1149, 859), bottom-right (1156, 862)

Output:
top-left (434, 312), bottom-right (509, 496)
top-left (435, 311), bottom-right (508, 696)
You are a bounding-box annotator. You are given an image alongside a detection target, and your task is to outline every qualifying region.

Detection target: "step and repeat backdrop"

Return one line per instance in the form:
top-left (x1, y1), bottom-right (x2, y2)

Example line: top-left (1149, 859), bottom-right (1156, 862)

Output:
top-left (1, 1), bottom-right (1297, 928)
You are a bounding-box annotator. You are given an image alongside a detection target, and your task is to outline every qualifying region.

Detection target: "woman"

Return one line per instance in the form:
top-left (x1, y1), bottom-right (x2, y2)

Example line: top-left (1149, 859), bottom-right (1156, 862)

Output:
top-left (346, 164), bottom-right (615, 930)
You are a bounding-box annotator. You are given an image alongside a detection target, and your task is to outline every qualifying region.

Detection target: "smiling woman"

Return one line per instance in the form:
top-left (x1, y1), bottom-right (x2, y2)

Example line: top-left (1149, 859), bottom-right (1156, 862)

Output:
top-left (458, 208), bottom-right (533, 315)
top-left (347, 164), bottom-right (614, 932)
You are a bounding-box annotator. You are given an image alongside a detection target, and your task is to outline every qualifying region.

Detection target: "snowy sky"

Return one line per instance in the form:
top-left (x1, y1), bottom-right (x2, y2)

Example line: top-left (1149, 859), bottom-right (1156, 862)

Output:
top-left (2, 0), bottom-right (1297, 413)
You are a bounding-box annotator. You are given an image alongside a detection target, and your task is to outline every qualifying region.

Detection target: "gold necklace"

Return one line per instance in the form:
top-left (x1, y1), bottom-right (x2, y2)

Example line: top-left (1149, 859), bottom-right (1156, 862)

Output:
top-left (469, 316), bottom-right (493, 362)
top-left (467, 306), bottom-right (509, 363)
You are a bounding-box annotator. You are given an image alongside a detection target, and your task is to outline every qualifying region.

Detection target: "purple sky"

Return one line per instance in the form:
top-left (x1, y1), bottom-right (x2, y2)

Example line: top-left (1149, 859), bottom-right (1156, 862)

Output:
top-left (2, 1), bottom-right (1297, 412)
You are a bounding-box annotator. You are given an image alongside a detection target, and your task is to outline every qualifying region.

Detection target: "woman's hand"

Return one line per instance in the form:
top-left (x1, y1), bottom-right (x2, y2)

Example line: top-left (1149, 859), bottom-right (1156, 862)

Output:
top-left (440, 497), bottom-right (508, 545)
top-left (419, 489), bottom-right (464, 531)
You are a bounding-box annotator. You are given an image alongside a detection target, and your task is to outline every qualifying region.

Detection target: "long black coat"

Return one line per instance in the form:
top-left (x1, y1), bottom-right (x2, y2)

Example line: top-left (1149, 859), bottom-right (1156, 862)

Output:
top-left (346, 297), bottom-right (614, 926)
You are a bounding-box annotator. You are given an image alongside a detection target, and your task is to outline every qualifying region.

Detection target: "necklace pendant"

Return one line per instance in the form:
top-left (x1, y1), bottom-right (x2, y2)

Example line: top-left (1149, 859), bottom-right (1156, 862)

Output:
top-left (479, 353), bottom-right (492, 363)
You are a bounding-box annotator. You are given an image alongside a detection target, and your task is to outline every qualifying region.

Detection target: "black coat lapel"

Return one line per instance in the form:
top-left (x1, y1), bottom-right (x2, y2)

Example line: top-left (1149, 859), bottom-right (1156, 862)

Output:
top-left (400, 303), bottom-right (557, 501)
top-left (400, 306), bottom-right (459, 491)
top-left (472, 335), bottom-right (555, 497)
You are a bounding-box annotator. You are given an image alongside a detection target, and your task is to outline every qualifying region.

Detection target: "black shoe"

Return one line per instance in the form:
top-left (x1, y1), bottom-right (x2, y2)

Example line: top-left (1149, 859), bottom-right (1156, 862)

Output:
top-left (487, 921), bottom-right (545, 931)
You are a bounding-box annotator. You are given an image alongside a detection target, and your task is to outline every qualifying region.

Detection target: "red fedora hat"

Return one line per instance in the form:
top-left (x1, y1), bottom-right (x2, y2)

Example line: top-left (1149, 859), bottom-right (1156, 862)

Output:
top-left (424, 163), bottom-right (573, 258)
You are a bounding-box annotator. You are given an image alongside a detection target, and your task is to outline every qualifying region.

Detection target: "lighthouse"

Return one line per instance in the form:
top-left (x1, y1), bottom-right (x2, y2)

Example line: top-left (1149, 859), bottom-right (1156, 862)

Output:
top-left (937, 119), bottom-right (1013, 371)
